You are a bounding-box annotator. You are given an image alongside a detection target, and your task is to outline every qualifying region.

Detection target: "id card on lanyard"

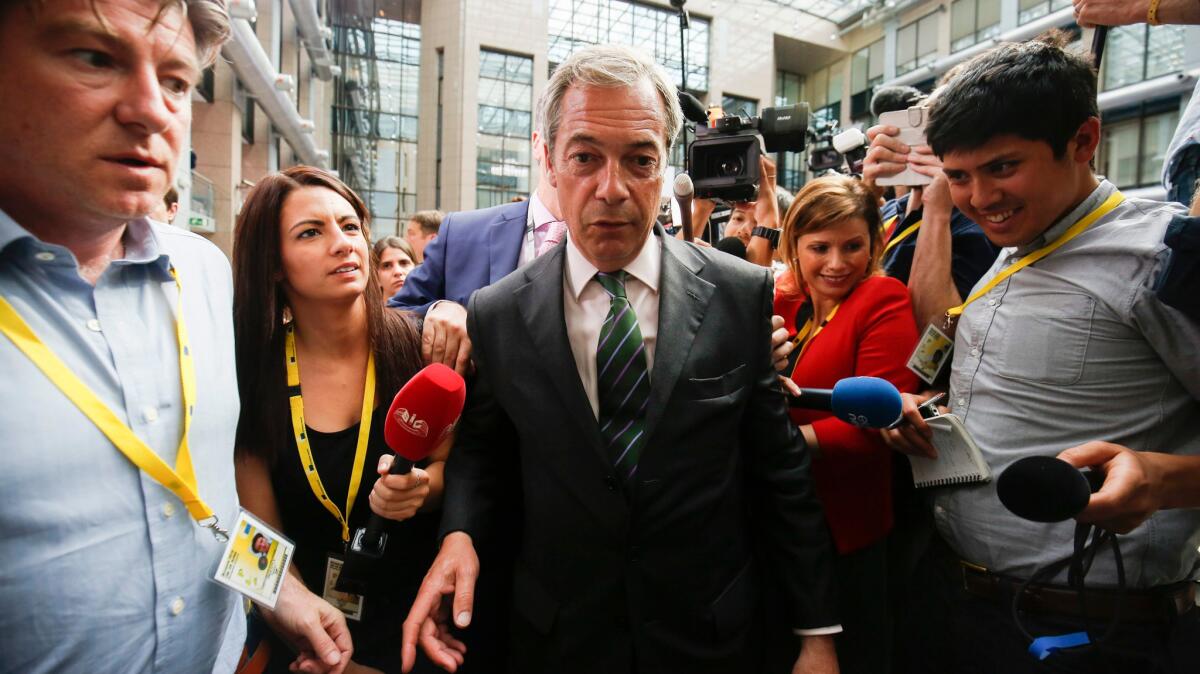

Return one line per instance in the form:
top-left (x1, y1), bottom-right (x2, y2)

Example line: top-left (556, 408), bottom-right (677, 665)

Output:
top-left (285, 324), bottom-right (375, 617)
top-left (0, 268), bottom-right (293, 608)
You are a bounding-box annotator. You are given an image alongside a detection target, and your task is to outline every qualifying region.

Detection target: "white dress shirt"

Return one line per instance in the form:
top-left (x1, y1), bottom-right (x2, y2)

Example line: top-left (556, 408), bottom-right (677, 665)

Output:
top-left (562, 230), bottom-right (660, 420)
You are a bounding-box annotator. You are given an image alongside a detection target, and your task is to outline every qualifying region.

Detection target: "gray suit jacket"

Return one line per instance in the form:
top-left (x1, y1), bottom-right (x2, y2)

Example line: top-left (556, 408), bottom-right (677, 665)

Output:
top-left (441, 229), bottom-right (837, 674)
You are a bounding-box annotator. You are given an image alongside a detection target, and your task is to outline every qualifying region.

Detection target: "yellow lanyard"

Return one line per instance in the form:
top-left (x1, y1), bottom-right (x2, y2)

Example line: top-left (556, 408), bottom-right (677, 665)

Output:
top-left (790, 301), bottom-right (841, 378)
top-left (945, 191), bottom-right (1125, 323)
top-left (0, 268), bottom-right (227, 540)
top-left (880, 214), bottom-right (899, 238)
top-left (285, 325), bottom-right (375, 543)
top-left (883, 219), bottom-right (922, 256)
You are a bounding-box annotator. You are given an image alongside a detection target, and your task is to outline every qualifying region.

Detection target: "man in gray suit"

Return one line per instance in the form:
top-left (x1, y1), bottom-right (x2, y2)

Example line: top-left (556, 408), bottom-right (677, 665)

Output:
top-left (402, 44), bottom-right (839, 674)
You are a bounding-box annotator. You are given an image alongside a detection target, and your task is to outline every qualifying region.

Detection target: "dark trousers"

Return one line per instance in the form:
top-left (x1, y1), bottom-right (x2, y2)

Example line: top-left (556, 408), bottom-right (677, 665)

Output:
top-left (894, 534), bottom-right (1200, 674)
top-left (834, 538), bottom-right (890, 674)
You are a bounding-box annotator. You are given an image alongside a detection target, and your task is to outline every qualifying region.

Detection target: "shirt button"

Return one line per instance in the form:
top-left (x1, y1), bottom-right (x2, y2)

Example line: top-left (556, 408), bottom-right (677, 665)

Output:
top-left (162, 502), bottom-right (176, 519)
top-left (169, 597), bottom-right (185, 616)
top-left (142, 406), bottom-right (159, 423)
top-left (988, 299), bottom-right (997, 307)
top-left (970, 348), bottom-right (980, 356)
top-left (957, 398), bottom-right (966, 407)
top-left (85, 319), bottom-right (102, 332)
top-left (934, 505), bottom-right (946, 517)
top-left (35, 251), bottom-right (55, 262)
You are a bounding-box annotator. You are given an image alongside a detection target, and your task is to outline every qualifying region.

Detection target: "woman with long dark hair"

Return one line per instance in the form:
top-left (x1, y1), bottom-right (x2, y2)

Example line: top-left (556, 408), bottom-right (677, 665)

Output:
top-left (232, 166), bottom-right (442, 674)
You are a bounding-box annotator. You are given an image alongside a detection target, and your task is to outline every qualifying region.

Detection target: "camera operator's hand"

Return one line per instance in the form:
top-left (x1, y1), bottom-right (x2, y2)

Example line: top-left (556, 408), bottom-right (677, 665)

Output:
top-left (863, 124), bottom-right (910, 187)
top-left (693, 197), bottom-right (717, 240)
top-left (742, 156), bottom-right (779, 268)
top-left (753, 155), bottom-right (780, 230)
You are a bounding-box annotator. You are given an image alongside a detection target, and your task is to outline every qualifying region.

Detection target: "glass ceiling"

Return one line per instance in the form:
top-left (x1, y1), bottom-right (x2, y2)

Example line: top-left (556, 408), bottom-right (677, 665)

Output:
top-left (764, 0), bottom-right (880, 26)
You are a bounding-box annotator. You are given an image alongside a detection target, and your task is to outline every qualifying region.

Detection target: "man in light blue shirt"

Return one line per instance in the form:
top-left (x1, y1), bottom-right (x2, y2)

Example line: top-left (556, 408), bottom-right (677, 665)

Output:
top-left (0, 1), bottom-right (350, 672)
top-left (884, 37), bottom-right (1200, 673)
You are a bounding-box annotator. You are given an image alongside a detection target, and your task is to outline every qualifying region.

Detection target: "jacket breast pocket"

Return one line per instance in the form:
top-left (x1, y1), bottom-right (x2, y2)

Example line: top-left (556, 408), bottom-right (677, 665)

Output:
top-left (684, 364), bottom-right (747, 401)
top-left (996, 292), bottom-right (1095, 385)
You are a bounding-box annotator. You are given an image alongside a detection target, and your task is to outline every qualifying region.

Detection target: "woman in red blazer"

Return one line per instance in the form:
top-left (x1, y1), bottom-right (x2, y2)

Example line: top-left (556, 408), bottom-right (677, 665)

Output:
top-left (775, 174), bottom-right (919, 674)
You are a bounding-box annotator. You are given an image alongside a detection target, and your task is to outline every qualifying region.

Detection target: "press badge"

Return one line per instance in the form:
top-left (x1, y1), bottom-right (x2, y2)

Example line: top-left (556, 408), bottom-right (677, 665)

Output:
top-left (907, 323), bottom-right (954, 385)
top-left (322, 555), bottom-right (365, 621)
top-left (212, 509), bottom-right (294, 609)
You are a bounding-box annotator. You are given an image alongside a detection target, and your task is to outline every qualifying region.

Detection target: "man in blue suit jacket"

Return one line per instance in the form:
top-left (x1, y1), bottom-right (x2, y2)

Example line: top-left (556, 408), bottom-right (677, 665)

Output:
top-left (388, 136), bottom-right (564, 374)
top-left (388, 199), bottom-right (529, 316)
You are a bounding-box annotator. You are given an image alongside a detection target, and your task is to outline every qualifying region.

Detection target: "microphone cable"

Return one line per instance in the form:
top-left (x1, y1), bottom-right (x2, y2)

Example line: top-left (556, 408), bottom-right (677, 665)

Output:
top-left (1009, 520), bottom-right (1125, 663)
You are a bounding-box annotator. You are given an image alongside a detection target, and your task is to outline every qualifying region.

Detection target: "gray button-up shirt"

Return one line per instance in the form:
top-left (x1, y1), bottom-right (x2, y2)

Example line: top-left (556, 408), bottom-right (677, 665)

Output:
top-left (935, 180), bottom-right (1200, 588)
top-left (0, 211), bottom-right (244, 673)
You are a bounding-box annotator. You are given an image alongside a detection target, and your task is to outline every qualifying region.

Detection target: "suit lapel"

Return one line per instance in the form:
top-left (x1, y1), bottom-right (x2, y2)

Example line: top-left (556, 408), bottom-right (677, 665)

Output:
top-left (642, 234), bottom-right (714, 448)
top-left (489, 202), bottom-right (527, 284)
top-left (513, 247), bottom-right (609, 466)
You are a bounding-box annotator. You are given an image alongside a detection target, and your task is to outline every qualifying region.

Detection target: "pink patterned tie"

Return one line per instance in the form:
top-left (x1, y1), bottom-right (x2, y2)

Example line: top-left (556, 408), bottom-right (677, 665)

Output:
top-left (536, 220), bottom-right (568, 257)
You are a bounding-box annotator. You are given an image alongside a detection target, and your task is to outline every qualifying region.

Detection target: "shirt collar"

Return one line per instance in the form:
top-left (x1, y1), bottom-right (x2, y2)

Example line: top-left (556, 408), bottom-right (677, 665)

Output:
top-left (527, 192), bottom-right (558, 230)
top-left (0, 208), bottom-right (31, 254)
top-left (0, 208), bottom-right (171, 276)
top-left (564, 227), bottom-right (662, 301)
top-left (1014, 179), bottom-right (1115, 256)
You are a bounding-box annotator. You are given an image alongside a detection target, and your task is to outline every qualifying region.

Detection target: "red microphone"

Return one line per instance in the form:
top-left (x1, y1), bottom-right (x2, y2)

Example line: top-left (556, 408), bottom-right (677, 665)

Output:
top-left (336, 364), bottom-right (467, 594)
top-left (383, 362), bottom-right (467, 472)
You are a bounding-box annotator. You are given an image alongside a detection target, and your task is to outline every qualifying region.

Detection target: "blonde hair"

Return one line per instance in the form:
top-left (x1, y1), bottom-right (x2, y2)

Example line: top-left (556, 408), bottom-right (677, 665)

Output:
top-left (778, 175), bottom-right (885, 297)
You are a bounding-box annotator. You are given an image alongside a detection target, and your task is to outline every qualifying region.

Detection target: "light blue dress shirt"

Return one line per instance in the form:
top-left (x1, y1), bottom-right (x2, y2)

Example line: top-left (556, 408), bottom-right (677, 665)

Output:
top-left (935, 181), bottom-right (1200, 587)
top-left (0, 211), bottom-right (244, 673)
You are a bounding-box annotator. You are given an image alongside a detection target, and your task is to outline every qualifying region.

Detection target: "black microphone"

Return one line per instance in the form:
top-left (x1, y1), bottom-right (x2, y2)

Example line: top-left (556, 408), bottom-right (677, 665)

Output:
top-left (715, 236), bottom-right (746, 259)
top-left (996, 456), bottom-right (1106, 523)
top-left (678, 90), bottom-right (709, 125)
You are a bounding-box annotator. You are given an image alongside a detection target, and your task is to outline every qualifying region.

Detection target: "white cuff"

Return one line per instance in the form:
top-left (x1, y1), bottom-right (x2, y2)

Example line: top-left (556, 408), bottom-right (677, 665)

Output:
top-left (793, 625), bottom-right (843, 636)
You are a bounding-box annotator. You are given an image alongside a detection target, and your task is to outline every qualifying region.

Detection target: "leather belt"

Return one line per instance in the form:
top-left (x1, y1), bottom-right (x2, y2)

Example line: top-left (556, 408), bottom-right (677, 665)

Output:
top-left (960, 562), bottom-right (1196, 626)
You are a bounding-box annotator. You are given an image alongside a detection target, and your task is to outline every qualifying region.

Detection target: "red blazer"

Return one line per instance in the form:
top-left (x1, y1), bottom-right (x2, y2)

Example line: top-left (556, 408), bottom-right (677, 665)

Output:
top-left (775, 274), bottom-right (920, 554)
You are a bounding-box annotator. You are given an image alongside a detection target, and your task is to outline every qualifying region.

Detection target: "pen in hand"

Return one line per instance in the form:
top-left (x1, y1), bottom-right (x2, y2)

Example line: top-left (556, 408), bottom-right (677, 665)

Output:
top-left (888, 392), bottom-right (946, 430)
top-left (917, 392), bottom-right (946, 418)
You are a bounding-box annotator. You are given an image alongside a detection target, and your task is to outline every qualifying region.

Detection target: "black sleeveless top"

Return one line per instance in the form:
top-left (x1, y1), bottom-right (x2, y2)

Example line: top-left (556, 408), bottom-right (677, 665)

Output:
top-left (270, 404), bottom-right (439, 673)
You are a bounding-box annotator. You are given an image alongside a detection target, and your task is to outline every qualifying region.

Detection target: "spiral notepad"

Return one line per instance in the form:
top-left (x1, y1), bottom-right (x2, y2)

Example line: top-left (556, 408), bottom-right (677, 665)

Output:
top-left (908, 413), bottom-right (991, 488)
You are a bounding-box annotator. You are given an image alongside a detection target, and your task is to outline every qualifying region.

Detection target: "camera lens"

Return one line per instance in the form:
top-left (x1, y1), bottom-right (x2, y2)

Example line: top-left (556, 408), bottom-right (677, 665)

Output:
top-left (717, 156), bottom-right (744, 177)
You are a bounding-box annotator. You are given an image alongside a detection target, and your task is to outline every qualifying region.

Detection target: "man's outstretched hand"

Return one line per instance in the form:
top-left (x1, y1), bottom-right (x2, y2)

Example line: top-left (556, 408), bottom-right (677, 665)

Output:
top-left (401, 532), bottom-right (479, 672)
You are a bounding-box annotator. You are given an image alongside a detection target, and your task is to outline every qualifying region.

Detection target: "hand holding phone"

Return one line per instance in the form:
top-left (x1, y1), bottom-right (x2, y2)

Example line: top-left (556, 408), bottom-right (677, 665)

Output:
top-left (875, 106), bottom-right (934, 187)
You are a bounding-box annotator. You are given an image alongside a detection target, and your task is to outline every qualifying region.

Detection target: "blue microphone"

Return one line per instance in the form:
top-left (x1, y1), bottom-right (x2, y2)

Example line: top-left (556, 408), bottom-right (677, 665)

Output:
top-left (788, 376), bottom-right (904, 429)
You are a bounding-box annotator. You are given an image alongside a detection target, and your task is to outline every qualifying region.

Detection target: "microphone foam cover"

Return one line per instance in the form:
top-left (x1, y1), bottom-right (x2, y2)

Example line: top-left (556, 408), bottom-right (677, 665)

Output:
top-left (996, 456), bottom-right (1092, 523)
top-left (715, 236), bottom-right (747, 260)
top-left (673, 172), bottom-right (694, 199)
top-left (830, 376), bottom-right (903, 429)
top-left (384, 363), bottom-right (467, 463)
top-left (678, 90), bottom-right (710, 125)
top-left (832, 127), bottom-right (868, 154)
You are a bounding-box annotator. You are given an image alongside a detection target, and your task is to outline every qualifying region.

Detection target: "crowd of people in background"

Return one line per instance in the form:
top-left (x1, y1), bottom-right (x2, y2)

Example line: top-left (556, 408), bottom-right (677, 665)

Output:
top-left (2, 1), bottom-right (1199, 674)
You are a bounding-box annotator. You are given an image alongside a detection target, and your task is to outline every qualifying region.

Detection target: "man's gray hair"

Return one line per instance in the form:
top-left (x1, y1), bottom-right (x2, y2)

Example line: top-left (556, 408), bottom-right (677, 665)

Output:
top-left (537, 44), bottom-right (684, 164)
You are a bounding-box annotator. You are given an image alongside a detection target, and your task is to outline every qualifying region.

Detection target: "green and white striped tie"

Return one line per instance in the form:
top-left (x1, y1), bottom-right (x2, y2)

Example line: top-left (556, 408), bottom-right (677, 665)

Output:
top-left (594, 271), bottom-right (651, 481)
